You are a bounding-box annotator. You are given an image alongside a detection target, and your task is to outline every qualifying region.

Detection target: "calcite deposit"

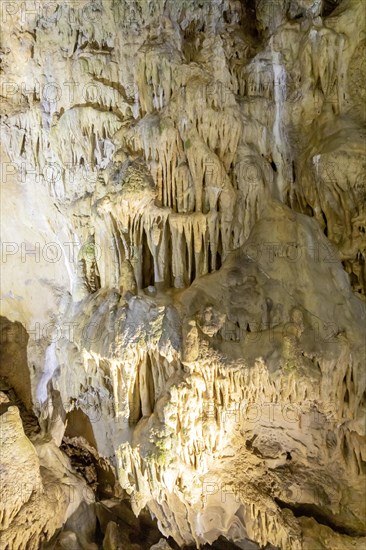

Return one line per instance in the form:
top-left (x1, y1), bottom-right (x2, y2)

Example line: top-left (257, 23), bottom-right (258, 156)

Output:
top-left (1, 0), bottom-right (365, 549)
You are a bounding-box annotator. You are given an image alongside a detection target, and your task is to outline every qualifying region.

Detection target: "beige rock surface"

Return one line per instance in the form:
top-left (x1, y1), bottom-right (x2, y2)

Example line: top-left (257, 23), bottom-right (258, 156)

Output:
top-left (0, 0), bottom-right (365, 549)
top-left (150, 540), bottom-right (174, 550)
top-left (0, 399), bottom-right (95, 549)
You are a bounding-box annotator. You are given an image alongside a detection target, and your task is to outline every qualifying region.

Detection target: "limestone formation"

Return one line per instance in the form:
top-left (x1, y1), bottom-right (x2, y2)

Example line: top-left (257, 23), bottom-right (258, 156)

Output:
top-left (1, 0), bottom-right (365, 549)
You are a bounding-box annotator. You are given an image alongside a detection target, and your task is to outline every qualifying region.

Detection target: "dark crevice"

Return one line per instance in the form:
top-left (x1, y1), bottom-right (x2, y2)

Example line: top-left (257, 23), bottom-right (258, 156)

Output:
top-left (344, 388), bottom-right (349, 404)
top-left (130, 370), bottom-right (143, 425)
top-left (322, 0), bottom-right (342, 17)
top-left (0, 380), bottom-right (40, 437)
top-left (274, 498), bottom-right (365, 537)
top-left (0, 317), bottom-right (33, 412)
top-left (79, 39), bottom-right (113, 54)
top-left (61, 439), bottom-right (98, 492)
top-left (192, 535), bottom-right (275, 549)
top-left (141, 353), bottom-right (155, 416)
top-left (216, 230), bottom-right (223, 271)
top-left (321, 210), bottom-right (328, 237)
top-left (142, 229), bottom-right (154, 288)
top-left (72, 29), bottom-right (80, 55)
top-left (270, 160), bottom-right (277, 172)
top-left (241, 0), bottom-right (261, 41)
top-left (20, 133), bottom-right (26, 156)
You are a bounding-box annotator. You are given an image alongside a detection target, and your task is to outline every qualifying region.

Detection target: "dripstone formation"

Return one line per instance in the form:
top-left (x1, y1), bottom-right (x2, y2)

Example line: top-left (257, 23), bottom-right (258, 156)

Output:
top-left (1, 1), bottom-right (365, 549)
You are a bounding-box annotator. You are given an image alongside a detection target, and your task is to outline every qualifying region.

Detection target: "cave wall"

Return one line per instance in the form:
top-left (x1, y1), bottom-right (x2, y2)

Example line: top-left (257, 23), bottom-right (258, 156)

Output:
top-left (0, 0), bottom-right (365, 549)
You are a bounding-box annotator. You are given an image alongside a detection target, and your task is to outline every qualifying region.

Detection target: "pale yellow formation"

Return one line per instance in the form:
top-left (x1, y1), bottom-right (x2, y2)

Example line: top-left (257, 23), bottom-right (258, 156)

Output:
top-left (0, 0), bottom-right (365, 549)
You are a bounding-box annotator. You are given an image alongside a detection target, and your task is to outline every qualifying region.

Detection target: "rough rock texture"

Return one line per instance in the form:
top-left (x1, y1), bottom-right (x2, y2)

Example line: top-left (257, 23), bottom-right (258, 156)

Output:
top-left (1, 0), bottom-right (365, 549)
top-left (0, 394), bottom-right (95, 549)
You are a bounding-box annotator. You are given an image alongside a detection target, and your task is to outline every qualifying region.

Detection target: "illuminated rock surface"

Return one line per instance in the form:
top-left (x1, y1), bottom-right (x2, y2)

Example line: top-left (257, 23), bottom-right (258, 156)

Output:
top-left (0, 0), bottom-right (365, 549)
